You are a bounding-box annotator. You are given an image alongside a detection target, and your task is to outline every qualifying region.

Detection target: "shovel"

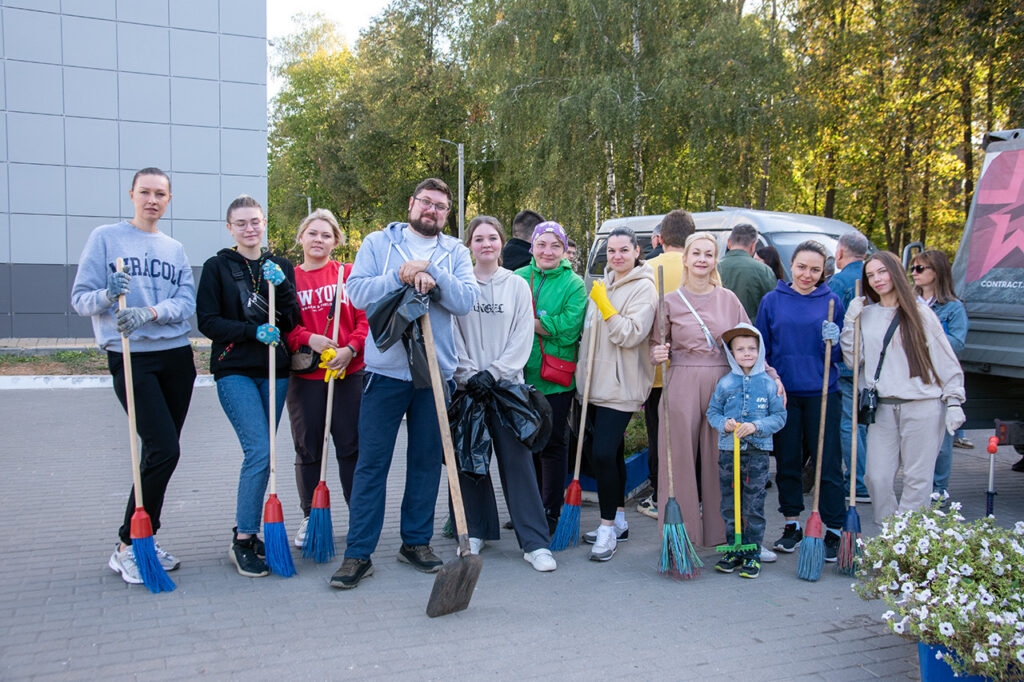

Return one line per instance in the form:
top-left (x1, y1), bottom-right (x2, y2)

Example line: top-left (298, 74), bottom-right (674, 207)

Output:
top-left (421, 310), bottom-right (482, 618)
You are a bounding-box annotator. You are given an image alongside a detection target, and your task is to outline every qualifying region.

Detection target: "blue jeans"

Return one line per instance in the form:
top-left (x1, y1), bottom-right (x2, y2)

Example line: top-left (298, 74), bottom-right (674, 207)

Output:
top-left (718, 447), bottom-right (770, 551)
top-left (345, 373), bottom-right (448, 560)
top-left (933, 430), bottom-right (953, 494)
top-left (217, 374), bottom-right (289, 535)
top-left (838, 375), bottom-right (869, 498)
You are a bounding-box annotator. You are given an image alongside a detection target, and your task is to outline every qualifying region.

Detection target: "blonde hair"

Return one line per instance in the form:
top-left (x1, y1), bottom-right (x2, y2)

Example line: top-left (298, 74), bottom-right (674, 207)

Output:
top-left (681, 231), bottom-right (722, 287)
top-left (295, 208), bottom-right (345, 245)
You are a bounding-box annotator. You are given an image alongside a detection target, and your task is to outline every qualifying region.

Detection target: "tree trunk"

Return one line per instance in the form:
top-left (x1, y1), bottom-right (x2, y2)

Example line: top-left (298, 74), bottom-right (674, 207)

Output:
top-left (960, 72), bottom-right (974, 220)
top-left (823, 148), bottom-right (836, 218)
top-left (919, 157), bottom-right (930, 246)
top-left (630, 2), bottom-right (646, 215)
top-left (605, 140), bottom-right (619, 217)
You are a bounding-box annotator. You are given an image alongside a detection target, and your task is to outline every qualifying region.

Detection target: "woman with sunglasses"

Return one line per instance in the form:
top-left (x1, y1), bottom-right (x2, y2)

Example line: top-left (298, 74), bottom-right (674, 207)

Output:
top-left (910, 250), bottom-right (968, 496)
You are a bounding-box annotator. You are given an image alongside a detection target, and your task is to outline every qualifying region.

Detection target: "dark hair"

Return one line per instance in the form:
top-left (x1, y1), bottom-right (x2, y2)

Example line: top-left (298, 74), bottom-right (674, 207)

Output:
top-left (863, 251), bottom-right (937, 383)
top-left (728, 223), bottom-right (758, 248)
top-left (512, 210), bottom-right (545, 240)
top-left (412, 178), bottom-right (453, 204)
top-left (607, 226), bottom-right (643, 269)
top-left (226, 194), bottom-right (264, 223)
top-left (791, 240), bottom-right (829, 287)
top-left (132, 167), bottom-right (171, 191)
top-left (912, 250), bottom-right (959, 305)
top-left (660, 209), bottom-right (695, 247)
top-left (567, 238), bottom-right (577, 248)
top-left (756, 245), bottom-right (785, 280)
top-left (465, 215), bottom-right (506, 264)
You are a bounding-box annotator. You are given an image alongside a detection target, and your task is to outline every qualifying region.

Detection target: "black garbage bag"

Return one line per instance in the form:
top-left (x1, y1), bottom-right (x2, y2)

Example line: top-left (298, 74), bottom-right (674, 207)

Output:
top-left (492, 381), bottom-right (552, 453)
top-left (364, 285), bottom-right (435, 390)
top-left (447, 391), bottom-right (491, 478)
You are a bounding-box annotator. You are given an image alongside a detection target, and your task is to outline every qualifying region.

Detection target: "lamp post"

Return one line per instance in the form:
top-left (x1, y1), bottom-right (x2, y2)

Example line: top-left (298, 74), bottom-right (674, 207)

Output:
top-left (297, 193), bottom-right (312, 216)
top-left (438, 138), bottom-right (464, 240)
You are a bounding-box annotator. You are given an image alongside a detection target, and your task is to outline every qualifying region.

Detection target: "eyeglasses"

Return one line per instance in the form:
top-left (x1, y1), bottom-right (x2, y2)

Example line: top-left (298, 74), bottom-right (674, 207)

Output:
top-left (413, 196), bottom-right (451, 213)
top-left (231, 219), bottom-right (264, 229)
top-left (909, 265), bottom-right (931, 274)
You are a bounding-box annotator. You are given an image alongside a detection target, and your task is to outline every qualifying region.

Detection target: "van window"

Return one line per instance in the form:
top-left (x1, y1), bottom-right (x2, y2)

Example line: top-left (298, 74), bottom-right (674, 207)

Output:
top-left (766, 232), bottom-right (840, 280)
top-left (587, 234), bottom-right (654, 276)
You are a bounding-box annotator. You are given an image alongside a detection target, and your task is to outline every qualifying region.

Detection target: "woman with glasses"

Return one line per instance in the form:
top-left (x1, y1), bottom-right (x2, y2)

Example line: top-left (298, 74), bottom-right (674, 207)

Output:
top-left (910, 250), bottom-right (968, 496)
top-left (516, 221), bottom-right (587, 534)
top-left (197, 195), bottom-right (300, 578)
top-left (841, 251), bottom-right (965, 522)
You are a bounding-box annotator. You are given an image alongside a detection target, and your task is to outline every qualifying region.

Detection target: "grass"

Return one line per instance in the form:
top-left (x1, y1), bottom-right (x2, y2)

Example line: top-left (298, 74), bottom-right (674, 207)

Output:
top-left (0, 349), bottom-right (212, 375)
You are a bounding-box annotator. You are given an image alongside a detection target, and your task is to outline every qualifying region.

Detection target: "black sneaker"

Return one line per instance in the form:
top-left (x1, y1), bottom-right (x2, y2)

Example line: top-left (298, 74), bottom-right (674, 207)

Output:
top-left (229, 533), bottom-right (269, 577)
top-left (739, 556), bottom-right (761, 579)
top-left (773, 523), bottom-right (803, 553)
top-left (329, 558), bottom-right (374, 589)
top-left (397, 543), bottom-right (443, 573)
top-left (824, 531), bottom-right (841, 563)
top-left (715, 553), bottom-right (742, 573)
top-left (233, 527), bottom-right (264, 558)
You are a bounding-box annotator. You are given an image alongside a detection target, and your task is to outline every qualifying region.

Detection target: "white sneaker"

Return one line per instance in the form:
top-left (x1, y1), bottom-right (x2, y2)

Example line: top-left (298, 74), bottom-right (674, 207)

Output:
top-left (636, 495), bottom-right (658, 519)
top-left (152, 539), bottom-right (180, 571)
top-left (294, 516), bottom-right (309, 548)
top-left (760, 546), bottom-right (777, 563)
top-left (589, 525), bottom-right (617, 561)
top-left (456, 537), bottom-right (485, 557)
top-left (582, 524), bottom-right (629, 544)
top-left (108, 543), bottom-right (143, 584)
top-left (524, 548), bottom-right (557, 572)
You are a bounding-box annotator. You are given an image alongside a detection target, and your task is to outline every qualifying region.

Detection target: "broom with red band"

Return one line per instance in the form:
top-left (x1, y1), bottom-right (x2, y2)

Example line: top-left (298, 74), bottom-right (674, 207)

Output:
top-left (837, 282), bottom-right (862, 575)
top-left (303, 264), bottom-right (347, 562)
top-left (116, 258), bottom-right (175, 593)
top-left (263, 276), bottom-right (296, 577)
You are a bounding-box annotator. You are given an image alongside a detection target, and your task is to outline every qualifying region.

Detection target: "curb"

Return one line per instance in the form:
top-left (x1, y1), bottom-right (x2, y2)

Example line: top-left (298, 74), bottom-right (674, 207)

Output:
top-left (0, 375), bottom-right (216, 390)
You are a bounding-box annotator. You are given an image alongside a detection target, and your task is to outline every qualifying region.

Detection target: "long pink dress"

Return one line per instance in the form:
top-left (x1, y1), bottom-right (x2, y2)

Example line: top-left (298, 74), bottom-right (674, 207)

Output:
top-left (652, 285), bottom-right (750, 547)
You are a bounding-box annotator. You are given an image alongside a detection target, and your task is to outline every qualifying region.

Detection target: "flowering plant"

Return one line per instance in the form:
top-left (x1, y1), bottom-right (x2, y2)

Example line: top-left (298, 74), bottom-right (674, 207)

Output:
top-left (855, 498), bottom-right (1024, 679)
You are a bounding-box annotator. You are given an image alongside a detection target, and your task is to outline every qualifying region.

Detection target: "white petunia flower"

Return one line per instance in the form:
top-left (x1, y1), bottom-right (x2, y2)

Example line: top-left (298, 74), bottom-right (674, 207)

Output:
top-left (1016, 649), bottom-right (1024, 664)
top-left (894, 542), bottom-right (907, 555)
top-left (882, 610), bottom-right (895, 621)
top-left (940, 622), bottom-right (954, 636)
top-left (990, 633), bottom-right (1002, 646)
top-left (975, 651), bottom-right (989, 663)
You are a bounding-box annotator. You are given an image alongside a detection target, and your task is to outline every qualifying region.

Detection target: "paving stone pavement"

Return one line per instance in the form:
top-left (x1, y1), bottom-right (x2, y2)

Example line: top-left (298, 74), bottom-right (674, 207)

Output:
top-left (2, 385), bottom-right (1022, 680)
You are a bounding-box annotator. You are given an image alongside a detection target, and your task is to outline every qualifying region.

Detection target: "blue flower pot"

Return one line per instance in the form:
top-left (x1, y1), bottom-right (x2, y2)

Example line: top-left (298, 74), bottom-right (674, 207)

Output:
top-left (917, 642), bottom-right (989, 682)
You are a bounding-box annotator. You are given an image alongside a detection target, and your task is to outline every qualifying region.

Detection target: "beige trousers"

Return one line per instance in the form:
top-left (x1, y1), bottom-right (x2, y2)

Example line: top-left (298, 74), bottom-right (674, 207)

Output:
top-left (864, 398), bottom-right (945, 524)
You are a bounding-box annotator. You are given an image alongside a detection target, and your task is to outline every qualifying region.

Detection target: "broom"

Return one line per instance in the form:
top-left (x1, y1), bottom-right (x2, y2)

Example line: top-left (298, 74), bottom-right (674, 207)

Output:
top-left (655, 266), bottom-right (702, 579)
top-left (303, 264), bottom-right (347, 562)
top-left (263, 276), bottom-right (296, 577)
top-left (837, 283), bottom-right (862, 575)
top-left (115, 258), bottom-right (175, 593)
top-left (797, 299), bottom-right (835, 582)
top-left (548, 293), bottom-right (600, 551)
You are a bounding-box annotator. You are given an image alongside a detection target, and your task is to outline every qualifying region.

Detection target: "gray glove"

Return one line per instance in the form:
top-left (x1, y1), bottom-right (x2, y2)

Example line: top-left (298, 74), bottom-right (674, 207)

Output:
top-left (116, 307), bottom-right (154, 336)
top-left (106, 271), bottom-right (131, 302)
top-left (822, 320), bottom-right (840, 344)
top-left (845, 296), bottom-right (865, 321)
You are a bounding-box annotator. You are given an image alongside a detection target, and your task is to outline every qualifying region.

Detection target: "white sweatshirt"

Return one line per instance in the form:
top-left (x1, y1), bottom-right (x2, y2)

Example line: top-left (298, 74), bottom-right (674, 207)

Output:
top-left (453, 267), bottom-right (535, 386)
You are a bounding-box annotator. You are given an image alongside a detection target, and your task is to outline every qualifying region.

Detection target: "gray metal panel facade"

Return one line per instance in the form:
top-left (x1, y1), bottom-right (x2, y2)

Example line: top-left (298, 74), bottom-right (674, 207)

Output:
top-left (0, 0), bottom-right (268, 337)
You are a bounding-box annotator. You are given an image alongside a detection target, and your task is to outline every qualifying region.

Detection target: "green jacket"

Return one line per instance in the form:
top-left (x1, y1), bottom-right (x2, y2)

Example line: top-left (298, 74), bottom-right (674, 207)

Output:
top-left (515, 258), bottom-right (587, 394)
top-left (717, 248), bottom-right (777, 321)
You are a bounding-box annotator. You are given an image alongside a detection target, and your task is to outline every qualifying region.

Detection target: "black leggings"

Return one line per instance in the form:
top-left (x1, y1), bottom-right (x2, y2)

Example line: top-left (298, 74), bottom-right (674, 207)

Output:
top-left (533, 389), bottom-right (574, 518)
top-left (775, 391), bottom-right (845, 529)
top-left (108, 345), bottom-right (196, 545)
top-left (590, 406), bottom-right (632, 520)
top-left (286, 370), bottom-right (362, 513)
top-left (643, 387), bottom-right (661, 502)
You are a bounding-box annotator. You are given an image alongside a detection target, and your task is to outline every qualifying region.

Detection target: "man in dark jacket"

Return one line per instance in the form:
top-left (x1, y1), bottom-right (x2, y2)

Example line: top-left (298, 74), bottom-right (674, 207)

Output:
top-left (718, 223), bottom-right (776, 321)
top-left (502, 210), bottom-right (544, 271)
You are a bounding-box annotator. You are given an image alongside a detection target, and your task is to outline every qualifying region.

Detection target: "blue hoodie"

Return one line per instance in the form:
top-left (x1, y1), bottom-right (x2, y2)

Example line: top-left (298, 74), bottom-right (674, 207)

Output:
top-left (707, 324), bottom-right (787, 452)
top-left (347, 222), bottom-right (479, 381)
top-left (754, 281), bottom-right (845, 396)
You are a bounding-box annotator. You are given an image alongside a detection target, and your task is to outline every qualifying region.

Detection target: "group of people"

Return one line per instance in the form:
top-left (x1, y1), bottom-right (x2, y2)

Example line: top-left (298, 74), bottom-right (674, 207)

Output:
top-left (72, 168), bottom-right (967, 589)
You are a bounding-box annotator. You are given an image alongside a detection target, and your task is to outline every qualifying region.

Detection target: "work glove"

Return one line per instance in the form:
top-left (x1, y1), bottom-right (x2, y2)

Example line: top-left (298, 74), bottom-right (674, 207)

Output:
top-left (262, 260), bottom-right (285, 286)
top-left (466, 369), bottom-right (496, 400)
top-left (822, 320), bottom-right (840, 345)
top-left (256, 323), bottom-right (280, 346)
top-left (945, 405), bottom-right (966, 436)
top-left (318, 347), bottom-right (346, 382)
top-left (116, 307), bottom-right (154, 336)
top-left (106, 271), bottom-right (131, 302)
top-left (589, 281), bottom-right (617, 320)
top-left (845, 296), bottom-right (865, 322)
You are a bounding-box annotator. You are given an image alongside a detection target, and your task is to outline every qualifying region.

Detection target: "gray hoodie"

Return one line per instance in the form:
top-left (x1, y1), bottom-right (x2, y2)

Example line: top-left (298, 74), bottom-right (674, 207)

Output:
top-left (453, 267), bottom-right (534, 386)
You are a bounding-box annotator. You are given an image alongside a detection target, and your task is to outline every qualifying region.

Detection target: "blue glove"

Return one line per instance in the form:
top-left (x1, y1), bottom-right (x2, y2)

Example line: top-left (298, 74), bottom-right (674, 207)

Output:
top-left (262, 260), bottom-right (285, 286)
top-left (256, 323), bottom-right (280, 346)
top-left (106, 271), bottom-right (131, 301)
top-left (116, 307), bottom-right (154, 335)
top-left (822, 320), bottom-right (840, 344)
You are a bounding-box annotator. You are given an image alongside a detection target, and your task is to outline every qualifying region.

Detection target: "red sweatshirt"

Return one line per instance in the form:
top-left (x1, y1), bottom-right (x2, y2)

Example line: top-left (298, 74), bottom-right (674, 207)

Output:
top-left (286, 261), bottom-right (368, 381)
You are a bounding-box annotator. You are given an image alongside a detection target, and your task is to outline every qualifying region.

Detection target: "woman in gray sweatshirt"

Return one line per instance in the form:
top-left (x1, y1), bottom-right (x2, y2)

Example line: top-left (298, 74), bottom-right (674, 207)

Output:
top-left (452, 216), bottom-right (556, 572)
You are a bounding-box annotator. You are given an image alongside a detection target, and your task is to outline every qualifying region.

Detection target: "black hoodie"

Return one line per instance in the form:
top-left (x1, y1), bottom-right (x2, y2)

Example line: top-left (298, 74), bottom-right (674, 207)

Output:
top-left (197, 248), bottom-right (299, 380)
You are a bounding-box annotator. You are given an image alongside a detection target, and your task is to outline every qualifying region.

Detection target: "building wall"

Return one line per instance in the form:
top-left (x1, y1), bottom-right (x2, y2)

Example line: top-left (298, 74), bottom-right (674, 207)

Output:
top-left (0, 0), bottom-right (267, 337)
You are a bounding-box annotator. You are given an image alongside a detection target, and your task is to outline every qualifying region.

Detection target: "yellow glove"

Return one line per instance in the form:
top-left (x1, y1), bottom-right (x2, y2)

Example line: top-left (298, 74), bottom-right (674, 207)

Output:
top-left (318, 347), bottom-right (346, 382)
top-left (589, 281), bottom-right (617, 320)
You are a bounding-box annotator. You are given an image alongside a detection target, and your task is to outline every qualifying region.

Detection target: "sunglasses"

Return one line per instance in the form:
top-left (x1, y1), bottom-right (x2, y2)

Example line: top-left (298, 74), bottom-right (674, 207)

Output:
top-left (909, 265), bottom-right (931, 274)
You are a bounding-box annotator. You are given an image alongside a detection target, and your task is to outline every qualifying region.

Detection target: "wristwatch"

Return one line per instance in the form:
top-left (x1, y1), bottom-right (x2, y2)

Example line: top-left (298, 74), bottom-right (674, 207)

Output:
top-left (346, 344), bottom-right (357, 356)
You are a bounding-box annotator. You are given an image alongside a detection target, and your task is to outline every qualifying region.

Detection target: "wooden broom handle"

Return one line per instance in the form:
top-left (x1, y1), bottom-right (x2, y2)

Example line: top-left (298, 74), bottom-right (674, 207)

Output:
top-left (318, 263), bottom-right (347, 483)
top-left (811, 299), bottom-right (835, 512)
top-left (656, 266), bottom-right (676, 498)
top-left (268, 281), bottom-right (277, 495)
top-left (116, 258), bottom-right (145, 507)
top-left (572, 303), bottom-right (601, 480)
top-left (849, 280), bottom-right (861, 507)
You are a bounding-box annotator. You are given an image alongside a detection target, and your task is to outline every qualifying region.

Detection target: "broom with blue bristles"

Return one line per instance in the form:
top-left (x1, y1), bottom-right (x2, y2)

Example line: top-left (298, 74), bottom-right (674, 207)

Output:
top-left (837, 283), bottom-right (862, 576)
top-left (655, 266), bottom-right (702, 579)
top-left (115, 258), bottom-right (175, 593)
top-left (797, 299), bottom-right (835, 582)
top-left (263, 272), bottom-right (296, 577)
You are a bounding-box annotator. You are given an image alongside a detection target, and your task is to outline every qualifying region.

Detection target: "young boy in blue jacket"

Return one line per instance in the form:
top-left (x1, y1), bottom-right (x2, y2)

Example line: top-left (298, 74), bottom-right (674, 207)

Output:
top-left (707, 323), bottom-right (787, 578)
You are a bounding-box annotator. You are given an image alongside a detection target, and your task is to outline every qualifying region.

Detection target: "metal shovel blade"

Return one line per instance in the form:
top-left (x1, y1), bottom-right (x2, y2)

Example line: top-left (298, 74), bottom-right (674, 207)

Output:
top-left (425, 554), bottom-right (483, 618)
